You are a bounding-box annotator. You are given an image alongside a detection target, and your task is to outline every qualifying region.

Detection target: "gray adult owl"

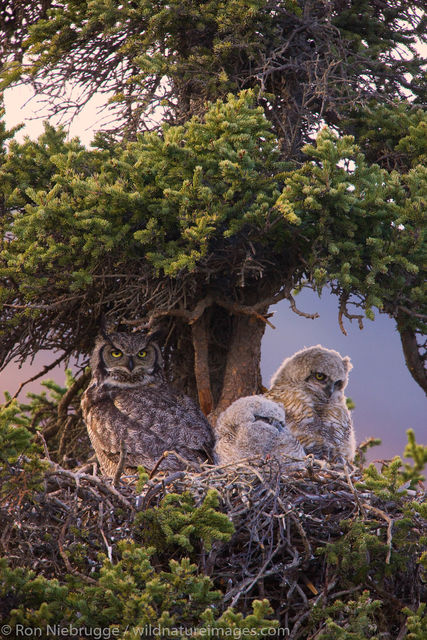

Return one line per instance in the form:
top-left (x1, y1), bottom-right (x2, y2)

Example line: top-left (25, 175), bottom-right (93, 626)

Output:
top-left (81, 329), bottom-right (215, 478)
top-left (265, 345), bottom-right (355, 463)
top-left (215, 395), bottom-right (306, 469)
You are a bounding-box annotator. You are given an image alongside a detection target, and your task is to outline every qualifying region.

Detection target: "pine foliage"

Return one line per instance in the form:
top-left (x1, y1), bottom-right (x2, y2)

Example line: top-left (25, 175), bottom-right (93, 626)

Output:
top-left (0, 0), bottom-right (426, 401)
top-left (0, 92), bottom-right (425, 391)
top-left (1, 1), bottom-right (425, 147)
top-left (134, 490), bottom-right (235, 552)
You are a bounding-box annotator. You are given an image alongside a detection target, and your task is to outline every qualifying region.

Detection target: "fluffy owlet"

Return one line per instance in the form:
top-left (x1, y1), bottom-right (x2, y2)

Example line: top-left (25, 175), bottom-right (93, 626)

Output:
top-left (265, 345), bottom-right (355, 463)
top-left (81, 329), bottom-right (215, 478)
top-left (215, 395), bottom-right (306, 469)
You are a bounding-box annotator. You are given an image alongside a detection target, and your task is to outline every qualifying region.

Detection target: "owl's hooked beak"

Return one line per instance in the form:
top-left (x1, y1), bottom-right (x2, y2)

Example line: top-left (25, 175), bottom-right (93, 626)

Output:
top-left (271, 418), bottom-right (284, 432)
top-left (128, 356), bottom-right (135, 371)
top-left (327, 380), bottom-right (343, 398)
top-left (325, 382), bottom-right (335, 397)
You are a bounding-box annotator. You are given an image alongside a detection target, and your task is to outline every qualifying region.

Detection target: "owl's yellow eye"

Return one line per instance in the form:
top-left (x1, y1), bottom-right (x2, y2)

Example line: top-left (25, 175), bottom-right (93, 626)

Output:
top-left (137, 350), bottom-right (147, 358)
top-left (111, 349), bottom-right (123, 358)
top-left (314, 372), bottom-right (326, 381)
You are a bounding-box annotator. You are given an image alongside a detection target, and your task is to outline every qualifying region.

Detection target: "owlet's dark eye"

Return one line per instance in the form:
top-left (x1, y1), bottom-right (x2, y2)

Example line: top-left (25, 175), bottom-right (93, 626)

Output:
top-left (314, 372), bottom-right (326, 381)
top-left (111, 349), bottom-right (123, 358)
top-left (137, 350), bottom-right (147, 358)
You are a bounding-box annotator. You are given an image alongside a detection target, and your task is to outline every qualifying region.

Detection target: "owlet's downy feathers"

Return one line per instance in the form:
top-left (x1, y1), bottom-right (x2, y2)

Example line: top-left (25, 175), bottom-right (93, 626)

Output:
top-left (266, 345), bottom-right (355, 463)
top-left (81, 329), bottom-right (215, 478)
top-left (215, 395), bottom-right (306, 469)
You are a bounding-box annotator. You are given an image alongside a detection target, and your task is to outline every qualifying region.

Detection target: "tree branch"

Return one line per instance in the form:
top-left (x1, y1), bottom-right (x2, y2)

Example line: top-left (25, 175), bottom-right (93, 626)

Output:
top-left (287, 293), bottom-right (319, 320)
top-left (396, 314), bottom-right (427, 395)
top-left (191, 313), bottom-right (214, 415)
top-left (338, 295), bottom-right (364, 336)
top-left (5, 349), bottom-right (73, 406)
top-left (57, 370), bottom-right (91, 422)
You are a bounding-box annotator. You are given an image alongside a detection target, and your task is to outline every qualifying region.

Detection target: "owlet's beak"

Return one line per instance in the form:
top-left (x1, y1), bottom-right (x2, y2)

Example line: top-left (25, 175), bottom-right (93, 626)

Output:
top-left (325, 382), bottom-right (335, 397)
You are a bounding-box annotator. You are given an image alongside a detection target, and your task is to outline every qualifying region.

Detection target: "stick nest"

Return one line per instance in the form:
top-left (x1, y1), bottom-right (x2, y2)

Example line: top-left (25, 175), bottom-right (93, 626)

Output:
top-left (1, 456), bottom-right (426, 633)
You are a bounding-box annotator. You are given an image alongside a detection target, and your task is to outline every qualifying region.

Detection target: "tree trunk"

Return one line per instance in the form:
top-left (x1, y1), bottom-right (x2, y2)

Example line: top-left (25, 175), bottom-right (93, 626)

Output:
top-left (191, 313), bottom-right (214, 415)
top-left (396, 314), bottom-right (427, 396)
top-left (208, 311), bottom-right (267, 424)
top-left (167, 306), bottom-right (268, 422)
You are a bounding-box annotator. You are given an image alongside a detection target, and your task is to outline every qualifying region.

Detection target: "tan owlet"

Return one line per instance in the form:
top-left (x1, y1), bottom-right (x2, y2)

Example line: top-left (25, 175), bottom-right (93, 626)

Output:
top-left (81, 329), bottom-right (215, 478)
top-left (265, 345), bottom-right (355, 463)
top-left (215, 395), bottom-right (306, 469)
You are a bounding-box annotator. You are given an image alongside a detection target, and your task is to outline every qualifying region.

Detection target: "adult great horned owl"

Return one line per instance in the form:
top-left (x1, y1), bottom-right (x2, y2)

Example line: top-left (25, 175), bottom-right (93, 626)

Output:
top-left (265, 345), bottom-right (355, 463)
top-left (81, 329), bottom-right (215, 478)
top-left (215, 395), bottom-right (306, 469)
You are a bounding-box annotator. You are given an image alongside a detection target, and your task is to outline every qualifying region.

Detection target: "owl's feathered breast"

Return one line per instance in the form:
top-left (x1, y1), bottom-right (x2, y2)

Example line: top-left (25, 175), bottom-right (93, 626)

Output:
top-left (266, 383), bottom-right (354, 461)
top-left (266, 385), bottom-right (316, 430)
top-left (81, 379), bottom-right (214, 474)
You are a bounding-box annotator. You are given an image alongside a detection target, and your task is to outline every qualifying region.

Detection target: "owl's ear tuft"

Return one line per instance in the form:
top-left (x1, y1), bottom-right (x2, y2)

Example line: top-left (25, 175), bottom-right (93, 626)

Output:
top-left (99, 314), bottom-right (116, 341)
top-left (342, 356), bottom-right (353, 373)
top-left (146, 328), bottom-right (166, 345)
top-left (144, 331), bottom-right (164, 370)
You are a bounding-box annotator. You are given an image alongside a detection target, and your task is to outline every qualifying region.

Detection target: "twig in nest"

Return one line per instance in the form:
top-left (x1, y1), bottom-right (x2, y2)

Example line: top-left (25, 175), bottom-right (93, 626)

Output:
top-left (58, 416), bottom-right (74, 458)
top-left (227, 556), bottom-right (287, 607)
top-left (149, 450), bottom-right (201, 479)
top-left (288, 592), bottom-right (325, 639)
top-left (46, 462), bottom-right (134, 510)
top-left (139, 471), bottom-right (186, 510)
top-left (290, 514), bottom-right (312, 563)
top-left (0, 524), bottom-right (12, 553)
top-left (37, 432), bottom-right (51, 460)
top-left (343, 462), bottom-right (366, 516)
top-left (98, 503), bottom-right (113, 562)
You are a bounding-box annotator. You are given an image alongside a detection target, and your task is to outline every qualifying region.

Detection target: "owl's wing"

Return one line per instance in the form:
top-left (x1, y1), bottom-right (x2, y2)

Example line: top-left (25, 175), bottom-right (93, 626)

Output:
top-left (240, 419), bottom-right (306, 467)
top-left (267, 387), bottom-right (330, 460)
top-left (265, 385), bottom-right (355, 463)
top-left (293, 403), bottom-right (355, 463)
top-left (318, 402), bottom-right (355, 462)
top-left (112, 385), bottom-right (215, 465)
top-left (82, 384), bottom-right (174, 471)
top-left (234, 422), bottom-right (277, 457)
top-left (179, 391), bottom-right (215, 445)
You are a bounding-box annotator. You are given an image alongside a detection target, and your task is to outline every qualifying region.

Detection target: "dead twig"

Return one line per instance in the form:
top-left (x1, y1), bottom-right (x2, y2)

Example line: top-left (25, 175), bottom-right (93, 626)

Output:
top-left (46, 462), bottom-right (134, 511)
